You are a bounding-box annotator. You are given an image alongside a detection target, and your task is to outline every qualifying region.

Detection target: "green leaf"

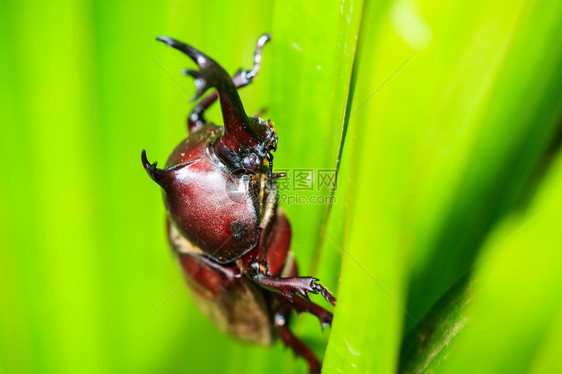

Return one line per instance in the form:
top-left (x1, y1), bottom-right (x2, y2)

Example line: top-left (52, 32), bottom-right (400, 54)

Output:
top-left (322, 0), bottom-right (562, 372)
top-left (0, 1), bottom-right (363, 374)
top-left (2, 0), bottom-right (562, 373)
top-left (399, 275), bottom-right (474, 373)
top-left (406, 147), bottom-right (562, 374)
top-left (404, 0), bottom-right (562, 322)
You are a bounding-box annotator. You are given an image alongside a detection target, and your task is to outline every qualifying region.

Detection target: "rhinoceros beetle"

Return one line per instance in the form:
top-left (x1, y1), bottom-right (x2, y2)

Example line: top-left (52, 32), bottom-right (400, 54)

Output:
top-left (142, 34), bottom-right (335, 373)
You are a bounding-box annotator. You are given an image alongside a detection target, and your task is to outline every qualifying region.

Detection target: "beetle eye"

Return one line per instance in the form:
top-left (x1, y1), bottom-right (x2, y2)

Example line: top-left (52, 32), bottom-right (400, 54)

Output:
top-left (242, 153), bottom-right (261, 172)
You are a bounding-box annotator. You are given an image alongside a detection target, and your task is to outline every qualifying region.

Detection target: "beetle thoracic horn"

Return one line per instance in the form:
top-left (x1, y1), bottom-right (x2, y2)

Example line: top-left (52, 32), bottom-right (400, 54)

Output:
top-left (141, 149), bottom-right (198, 189)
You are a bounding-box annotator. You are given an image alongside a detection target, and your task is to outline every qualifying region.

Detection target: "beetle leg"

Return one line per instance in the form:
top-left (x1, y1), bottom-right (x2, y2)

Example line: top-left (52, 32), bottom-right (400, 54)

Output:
top-left (183, 251), bottom-right (242, 282)
top-left (248, 262), bottom-right (337, 306)
top-left (187, 34), bottom-right (271, 133)
top-left (274, 303), bottom-right (321, 374)
top-left (276, 294), bottom-right (333, 330)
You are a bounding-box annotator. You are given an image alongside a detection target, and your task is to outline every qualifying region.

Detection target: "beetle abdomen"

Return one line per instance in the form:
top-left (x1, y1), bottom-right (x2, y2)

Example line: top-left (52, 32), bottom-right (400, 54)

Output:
top-left (168, 220), bottom-right (274, 345)
top-left (168, 210), bottom-right (296, 346)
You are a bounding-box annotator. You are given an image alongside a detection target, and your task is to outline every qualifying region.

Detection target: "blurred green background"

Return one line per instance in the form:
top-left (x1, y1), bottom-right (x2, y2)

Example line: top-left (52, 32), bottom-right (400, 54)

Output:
top-left (1, 1), bottom-right (561, 373)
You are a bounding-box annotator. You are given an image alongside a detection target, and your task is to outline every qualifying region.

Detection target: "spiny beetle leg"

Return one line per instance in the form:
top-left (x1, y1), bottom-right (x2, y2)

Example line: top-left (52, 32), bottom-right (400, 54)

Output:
top-left (250, 267), bottom-right (336, 306)
top-left (274, 303), bottom-right (321, 374)
top-left (277, 294), bottom-right (334, 330)
top-left (187, 34), bottom-right (271, 133)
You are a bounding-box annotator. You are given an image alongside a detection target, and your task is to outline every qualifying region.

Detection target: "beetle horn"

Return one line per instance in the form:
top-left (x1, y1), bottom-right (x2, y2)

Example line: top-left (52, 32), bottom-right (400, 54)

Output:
top-left (141, 149), bottom-right (169, 188)
top-left (156, 36), bottom-right (271, 151)
top-left (141, 149), bottom-right (199, 189)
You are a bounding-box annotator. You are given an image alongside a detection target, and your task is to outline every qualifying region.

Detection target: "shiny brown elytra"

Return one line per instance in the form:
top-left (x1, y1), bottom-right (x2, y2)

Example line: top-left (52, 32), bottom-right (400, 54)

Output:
top-left (142, 34), bottom-right (335, 373)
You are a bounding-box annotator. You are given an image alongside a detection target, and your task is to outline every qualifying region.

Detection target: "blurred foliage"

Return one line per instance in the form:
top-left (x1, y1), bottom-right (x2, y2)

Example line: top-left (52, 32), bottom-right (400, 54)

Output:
top-left (1, 0), bottom-right (561, 374)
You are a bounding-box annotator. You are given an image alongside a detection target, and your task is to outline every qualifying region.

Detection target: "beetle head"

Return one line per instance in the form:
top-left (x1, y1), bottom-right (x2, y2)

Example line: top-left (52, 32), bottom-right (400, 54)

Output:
top-left (213, 115), bottom-right (278, 177)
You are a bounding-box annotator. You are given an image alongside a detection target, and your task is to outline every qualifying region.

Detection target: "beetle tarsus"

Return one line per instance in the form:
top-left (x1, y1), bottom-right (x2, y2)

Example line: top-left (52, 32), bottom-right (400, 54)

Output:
top-left (312, 282), bottom-right (337, 306)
